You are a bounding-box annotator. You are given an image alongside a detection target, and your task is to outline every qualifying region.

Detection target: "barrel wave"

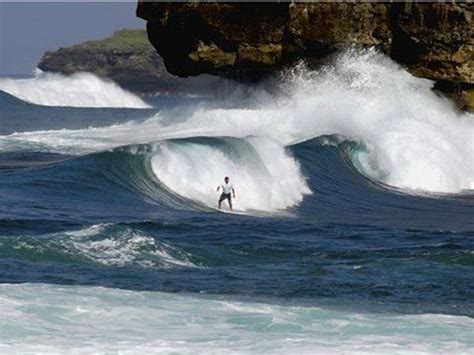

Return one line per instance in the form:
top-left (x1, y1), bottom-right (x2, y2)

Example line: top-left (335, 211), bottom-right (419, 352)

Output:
top-left (1, 49), bottom-right (473, 353)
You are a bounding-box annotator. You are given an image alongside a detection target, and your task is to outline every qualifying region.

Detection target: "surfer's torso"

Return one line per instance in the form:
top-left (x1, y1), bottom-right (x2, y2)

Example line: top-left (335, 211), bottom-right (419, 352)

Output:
top-left (221, 183), bottom-right (233, 195)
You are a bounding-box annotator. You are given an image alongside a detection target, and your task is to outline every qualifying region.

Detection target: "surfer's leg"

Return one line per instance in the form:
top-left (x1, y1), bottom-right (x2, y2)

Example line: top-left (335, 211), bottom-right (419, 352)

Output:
top-left (228, 196), bottom-right (233, 211)
top-left (218, 193), bottom-right (225, 209)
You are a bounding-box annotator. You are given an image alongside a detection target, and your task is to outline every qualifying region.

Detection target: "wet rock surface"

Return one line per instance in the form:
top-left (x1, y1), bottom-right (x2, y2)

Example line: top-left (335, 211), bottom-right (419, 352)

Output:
top-left (137, 1), bottom-right (473, 110)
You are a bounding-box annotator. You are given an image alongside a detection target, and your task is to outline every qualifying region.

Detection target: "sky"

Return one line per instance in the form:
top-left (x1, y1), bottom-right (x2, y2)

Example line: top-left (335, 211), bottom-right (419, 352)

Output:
top-left (0, 2), bottom-right (144, 75)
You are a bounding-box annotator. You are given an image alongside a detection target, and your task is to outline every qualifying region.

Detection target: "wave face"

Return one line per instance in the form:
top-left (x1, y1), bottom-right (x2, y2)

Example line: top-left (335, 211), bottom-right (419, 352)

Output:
top-left (0, 70), bottom-right (151, 108)
top-left (1, 50), bottom-right (472, 194)
top-left (150, 137), bottom-right (310, 211)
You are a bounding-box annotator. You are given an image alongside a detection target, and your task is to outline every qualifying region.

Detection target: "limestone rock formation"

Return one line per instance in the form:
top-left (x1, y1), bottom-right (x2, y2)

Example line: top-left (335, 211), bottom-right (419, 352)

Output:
top-left (137, 1), bottom-right (473, 110)
top-left (38, 29), bottom-right (216, 95)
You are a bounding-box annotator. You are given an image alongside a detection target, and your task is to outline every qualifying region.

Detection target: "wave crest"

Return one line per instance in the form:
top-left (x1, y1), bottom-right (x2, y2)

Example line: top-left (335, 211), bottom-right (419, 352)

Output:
top-left (149, 137), bottom-right (311, 212)
top-left (1, 224), bottom-right (197, 269)
top-left (0, 70), bottom-right (151, 108)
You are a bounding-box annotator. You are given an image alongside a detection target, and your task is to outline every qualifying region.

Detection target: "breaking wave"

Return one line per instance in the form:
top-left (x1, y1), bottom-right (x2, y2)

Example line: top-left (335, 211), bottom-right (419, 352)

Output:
top-left (148, 137), bottom-right (310, 211)
top-left (0, 70), bottom-right (151, 108)
top-left (0, 223), bottom-right (197, 269)
top-left (0, 49), bottom-right (472, 195)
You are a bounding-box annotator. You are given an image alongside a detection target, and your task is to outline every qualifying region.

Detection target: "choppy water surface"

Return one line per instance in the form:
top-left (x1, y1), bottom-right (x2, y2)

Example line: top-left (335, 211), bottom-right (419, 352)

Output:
top-left (0, 50), bottom-right (473, 354)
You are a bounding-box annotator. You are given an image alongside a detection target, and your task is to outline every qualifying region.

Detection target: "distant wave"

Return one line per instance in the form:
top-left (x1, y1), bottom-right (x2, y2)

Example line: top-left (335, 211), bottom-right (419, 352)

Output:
top-left (0, 70), bottom-right (151, 108)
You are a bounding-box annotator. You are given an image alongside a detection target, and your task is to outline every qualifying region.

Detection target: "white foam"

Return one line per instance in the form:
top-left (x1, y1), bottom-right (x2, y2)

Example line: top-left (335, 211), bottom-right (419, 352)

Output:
top-left (0, 70), bottom-right (151, 108)
top-left (1, 283), bottom-right (473, 354)
top-left (282, 51), bottom-right (474, 193)
top-left (153, 50), bottom-right (473, 193)
top-left (150, 137), bottom-right (310, 212)
top-left (7, 224), bottom-right (197, 269)
top-left (1, 49), bottom-right (472, 193)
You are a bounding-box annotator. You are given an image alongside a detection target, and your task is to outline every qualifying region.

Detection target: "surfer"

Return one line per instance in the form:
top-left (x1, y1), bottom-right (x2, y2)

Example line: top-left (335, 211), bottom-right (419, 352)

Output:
top-left (217, 176), bottom-right (236, 211)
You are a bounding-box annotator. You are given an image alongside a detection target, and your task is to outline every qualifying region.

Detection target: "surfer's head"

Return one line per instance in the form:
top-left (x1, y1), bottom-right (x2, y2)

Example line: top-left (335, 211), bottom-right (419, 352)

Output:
top-left (224, 176), bottom-right (229, 183)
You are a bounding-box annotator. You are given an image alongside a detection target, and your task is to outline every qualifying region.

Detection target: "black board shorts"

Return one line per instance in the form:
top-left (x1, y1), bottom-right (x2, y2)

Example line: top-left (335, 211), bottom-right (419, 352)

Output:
top-left (219, 193), bottom-right (231, 203)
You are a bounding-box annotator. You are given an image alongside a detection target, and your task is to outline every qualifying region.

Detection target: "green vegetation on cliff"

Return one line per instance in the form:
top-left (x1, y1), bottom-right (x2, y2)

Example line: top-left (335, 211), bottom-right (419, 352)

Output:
top-left (74, 29), bottom-right (151, 51)
top-left (38, 29), bottom-right (216, 94)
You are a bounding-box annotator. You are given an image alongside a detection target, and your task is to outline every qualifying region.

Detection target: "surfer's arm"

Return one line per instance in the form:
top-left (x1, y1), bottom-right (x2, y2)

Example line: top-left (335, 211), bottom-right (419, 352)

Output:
top-left (232, 188), bottom-right (236, 198)
top-left (217, 186), bottom-right (221, 192)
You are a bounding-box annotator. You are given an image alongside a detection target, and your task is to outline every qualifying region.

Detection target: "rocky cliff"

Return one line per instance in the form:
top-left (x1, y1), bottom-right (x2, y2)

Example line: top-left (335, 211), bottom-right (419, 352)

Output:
top-left (38, 29), bottom-right (216, 95)
top-left (137, 1), bottom-right (473, 110)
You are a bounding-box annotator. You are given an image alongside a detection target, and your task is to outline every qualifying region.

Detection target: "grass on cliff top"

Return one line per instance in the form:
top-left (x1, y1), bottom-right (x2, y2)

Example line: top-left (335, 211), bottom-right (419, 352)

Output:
top-left (75, 29), bottom-right (151, 50)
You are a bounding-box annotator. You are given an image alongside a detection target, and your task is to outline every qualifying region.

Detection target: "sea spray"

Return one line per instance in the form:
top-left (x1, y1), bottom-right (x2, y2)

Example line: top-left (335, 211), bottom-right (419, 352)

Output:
top-left (0, 49), bottom-right (472, 193)
top-left (281, 50), bottom-right (474, 193)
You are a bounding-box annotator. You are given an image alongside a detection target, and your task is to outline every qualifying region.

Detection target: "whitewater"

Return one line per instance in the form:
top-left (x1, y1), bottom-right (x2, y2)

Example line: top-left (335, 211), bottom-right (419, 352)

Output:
top-left (2, 283), bottom-right (473, 354)
top-left (1, 49), bottom-right (473, 354)
top-left (0, 70), bottom-right (151, 108)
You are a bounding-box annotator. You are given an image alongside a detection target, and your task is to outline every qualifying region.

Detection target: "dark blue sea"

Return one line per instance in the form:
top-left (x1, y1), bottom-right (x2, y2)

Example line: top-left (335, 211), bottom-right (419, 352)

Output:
top-left (0, 51), bottom-right (473, 353)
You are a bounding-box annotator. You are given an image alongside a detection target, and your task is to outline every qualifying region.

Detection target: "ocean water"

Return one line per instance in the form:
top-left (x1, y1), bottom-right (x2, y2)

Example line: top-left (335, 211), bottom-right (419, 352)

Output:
top-left (0, 50), bottom-right (473, 354)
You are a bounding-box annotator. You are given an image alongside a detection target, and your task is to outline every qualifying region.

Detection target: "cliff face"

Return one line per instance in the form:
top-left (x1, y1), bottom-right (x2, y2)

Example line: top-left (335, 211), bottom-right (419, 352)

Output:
top-left (137, 1), bottom-right (473, 110)
top-left (38, 29), bottom-right (216, 94)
